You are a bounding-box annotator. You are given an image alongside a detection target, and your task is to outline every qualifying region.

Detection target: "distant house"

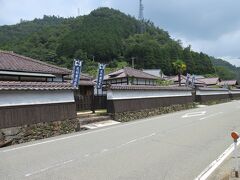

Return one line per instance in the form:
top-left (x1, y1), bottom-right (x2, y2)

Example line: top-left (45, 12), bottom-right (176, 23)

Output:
top-left (197, 77), bottom-right (221, 87)
top-left (143, 69), bottom-right (166, 79)
top-left (165, 75), bottom-right (205, 87)
top-left (0, 51), bottom-right (76, 129)
top-left (0, 51), bottom-right (70, 82)
top-left (218, 80), bottom-right (239, 88)
top-left (103, 67), bottom-right (158, 85)
top-left (95, 67), bottom-right (158, 95)
top-left (65, 73), bottom-right (95, 96)
top-left (65, 73), bottom-right (96, 111)
top-left (165, 76), bottom-right (222, 87)
top-left (165, 75), bottom-right (186, 85)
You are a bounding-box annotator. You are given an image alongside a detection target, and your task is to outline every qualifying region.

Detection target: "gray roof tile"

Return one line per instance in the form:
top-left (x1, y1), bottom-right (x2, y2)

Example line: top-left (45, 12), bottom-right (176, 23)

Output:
top-left (0, 51), bottom-right (71, 75)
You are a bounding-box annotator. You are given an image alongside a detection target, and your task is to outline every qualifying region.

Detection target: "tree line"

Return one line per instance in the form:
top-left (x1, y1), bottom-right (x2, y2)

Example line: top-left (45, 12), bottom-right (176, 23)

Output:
top-left (0, 7), bottom-right (238, 80)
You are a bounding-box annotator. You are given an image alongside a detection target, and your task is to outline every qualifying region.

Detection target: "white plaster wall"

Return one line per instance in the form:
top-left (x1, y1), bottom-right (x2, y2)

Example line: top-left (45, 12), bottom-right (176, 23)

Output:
top-left (107, 89), bottom-right (192, 100)
top-left (230, 90), bottom-right (240, 94)
top-left (0, 90), bottom-right (74, 107)
top-left (196, 90), bottom-right (229, 96)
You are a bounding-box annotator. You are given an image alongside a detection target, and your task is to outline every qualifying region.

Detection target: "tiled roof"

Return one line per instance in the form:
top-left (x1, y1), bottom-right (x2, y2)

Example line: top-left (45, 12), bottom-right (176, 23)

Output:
top-left (219, 80), bottom-right (238, 86)
top-left (197, 78), bottom-right (220, 85)
top-left (166, 75), bottom-right (206, 85)
top-left (109, 85), bottom-right (192, 91)
top-left (165, 75), bottom-right (186, 82)
top-left (79, 80), bottom-right (95, 86)
top-left (64, 73), bottom-right (95, 86)
top-left (0, 81), bottom-right (74, 90)
top-left (64, 73), bottom-right (93, 81)
top-left (0, 51), bottom-right (71, 75)
top-left (104, 67), bottom-right (158, 80)
top-left (80, 73), bottom-right (93, 81)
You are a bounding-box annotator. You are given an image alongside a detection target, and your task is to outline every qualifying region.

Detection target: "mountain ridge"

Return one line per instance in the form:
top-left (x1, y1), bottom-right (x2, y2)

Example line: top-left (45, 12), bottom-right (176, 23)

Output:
top-left (0, 7), bottom-right (238, 81)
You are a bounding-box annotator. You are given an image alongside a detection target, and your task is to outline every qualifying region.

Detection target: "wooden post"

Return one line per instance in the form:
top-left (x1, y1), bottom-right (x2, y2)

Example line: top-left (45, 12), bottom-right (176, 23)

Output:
top-left (91, 87), bottom-right (95, 114)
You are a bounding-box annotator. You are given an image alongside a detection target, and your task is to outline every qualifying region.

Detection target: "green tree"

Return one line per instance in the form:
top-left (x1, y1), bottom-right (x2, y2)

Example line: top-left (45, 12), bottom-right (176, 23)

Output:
top-left (215, 66), bottom-right (236, 80)
top-left (0, 8), bottom-right (227, 79)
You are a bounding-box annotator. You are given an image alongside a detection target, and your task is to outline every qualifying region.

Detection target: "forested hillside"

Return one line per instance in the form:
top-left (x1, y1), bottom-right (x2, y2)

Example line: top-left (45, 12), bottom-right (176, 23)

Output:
top-left (0, 7), bottom-right (238, 80)
top-left (211, 57), bottom-right (240, 81)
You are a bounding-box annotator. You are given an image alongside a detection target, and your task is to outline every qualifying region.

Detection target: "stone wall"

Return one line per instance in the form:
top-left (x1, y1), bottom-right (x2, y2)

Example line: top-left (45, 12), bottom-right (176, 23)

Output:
top-left (0, 118), bottom-right (80, 147)
top-left (112, 103), bottom-right (195, 122)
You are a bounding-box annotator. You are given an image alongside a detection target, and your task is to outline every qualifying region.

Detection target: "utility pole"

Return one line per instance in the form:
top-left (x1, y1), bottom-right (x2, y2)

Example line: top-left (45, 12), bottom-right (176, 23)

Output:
top-left (77, 8), bottom-right (80, 16)
top-left (131, 57), bottom-right (135, 68)
top-left (138, 0), bottom-right (144, 33)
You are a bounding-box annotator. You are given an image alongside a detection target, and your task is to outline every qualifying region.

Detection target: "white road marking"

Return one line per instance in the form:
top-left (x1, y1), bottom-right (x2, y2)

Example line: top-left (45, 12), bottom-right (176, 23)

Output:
top-left (117, 133), bottom-right (156, 148)
top-left (199, 112), bottom-right (223, 121)
top-left (84, 154), bottom-right (89, 157)
top-left (0, 115), bottom-right (166, 153)
top-left (197, 105), bottom-right (208, 108)
top-left (25, 159), bottom-right (74, 177)
top-left (181, 111), bottom-right (206, 118)
top-left (81, 120), bottom-right (121, 130)
top-left (195, 141), bottom-right (240, 180)
top-left (101, 149), bottom-right (109, 153)
top-left (24, 133), bottom-right (156, 177)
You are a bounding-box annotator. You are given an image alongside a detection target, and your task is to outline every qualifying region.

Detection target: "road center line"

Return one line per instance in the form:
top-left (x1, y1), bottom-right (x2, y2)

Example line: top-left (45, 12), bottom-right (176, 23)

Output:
top-left (199, 112), bottom-right (223, 121)
top-left (0, 115), bottom-right (166, 153)
top-left (117, 133), bottom-right (156, 148)
top-left (24, 133), bottom-right (156, 177)
top-left (25, 159), bottom-right (74, 177)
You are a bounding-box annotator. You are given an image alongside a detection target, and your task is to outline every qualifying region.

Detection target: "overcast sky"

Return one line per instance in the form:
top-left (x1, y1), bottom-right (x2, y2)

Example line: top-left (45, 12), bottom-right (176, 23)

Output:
top-left (1, 0), bottom-right (240, 66)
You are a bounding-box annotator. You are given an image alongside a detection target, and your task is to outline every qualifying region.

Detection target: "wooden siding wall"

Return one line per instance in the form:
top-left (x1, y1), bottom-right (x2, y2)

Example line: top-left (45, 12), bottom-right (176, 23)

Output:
top-left (75, 95), bottom-right (107, 111)
top-left (230, 93), bottom-right (240, 99)
top-left (195, 94), bottom-right (230, 103)
top-left (107, 88), bottom-right (240, 114)
top-left (94, 96), bottom-right (107, 110)
top-left (107, 96), bottom-right (193, 113)
top-left (0, 102), bottom-right (76, 129)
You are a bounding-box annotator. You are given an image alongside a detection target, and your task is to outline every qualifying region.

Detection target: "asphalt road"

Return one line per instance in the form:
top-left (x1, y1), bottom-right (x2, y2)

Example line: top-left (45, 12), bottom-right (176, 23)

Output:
top-left (1, 100), bottom-right (240, 180)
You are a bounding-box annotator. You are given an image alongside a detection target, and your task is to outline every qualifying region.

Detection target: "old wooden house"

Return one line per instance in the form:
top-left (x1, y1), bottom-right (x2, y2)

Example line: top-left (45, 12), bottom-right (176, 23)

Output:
top-left (0, 51), bottom-right (76, 129)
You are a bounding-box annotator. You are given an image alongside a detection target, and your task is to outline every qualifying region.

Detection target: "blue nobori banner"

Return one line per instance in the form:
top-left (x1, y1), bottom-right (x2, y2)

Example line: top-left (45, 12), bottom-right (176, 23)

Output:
top-left (71, 59), bottom-right (82, 88)
top-left (96, 63), bottom-right (106, 89)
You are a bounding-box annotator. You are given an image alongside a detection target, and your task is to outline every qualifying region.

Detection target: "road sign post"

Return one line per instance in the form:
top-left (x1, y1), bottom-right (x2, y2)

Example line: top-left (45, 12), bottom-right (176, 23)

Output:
top-left (231, 132), bottom-right (239, 178)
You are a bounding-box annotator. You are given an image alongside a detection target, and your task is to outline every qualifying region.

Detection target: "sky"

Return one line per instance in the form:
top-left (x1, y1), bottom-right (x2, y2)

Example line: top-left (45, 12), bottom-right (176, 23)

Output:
top-left (0, 0), bottom-right (240, 66)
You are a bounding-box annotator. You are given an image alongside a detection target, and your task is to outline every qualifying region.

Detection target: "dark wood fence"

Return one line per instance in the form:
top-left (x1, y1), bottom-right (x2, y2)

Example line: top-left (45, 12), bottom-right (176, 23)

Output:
top-left (75, 96), bottom-right (92, 111)
top-left (75, 95), bottom-right (107, 111)
top-left (94, 95), bottom-right (107, 110)
top-left (0, 102), bottom-right (76, 129)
